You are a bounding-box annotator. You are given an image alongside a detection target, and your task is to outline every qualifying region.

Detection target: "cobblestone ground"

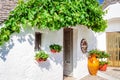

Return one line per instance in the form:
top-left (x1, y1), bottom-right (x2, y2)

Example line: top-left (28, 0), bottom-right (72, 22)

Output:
top-left (64, 67), bottom-right (120, 80)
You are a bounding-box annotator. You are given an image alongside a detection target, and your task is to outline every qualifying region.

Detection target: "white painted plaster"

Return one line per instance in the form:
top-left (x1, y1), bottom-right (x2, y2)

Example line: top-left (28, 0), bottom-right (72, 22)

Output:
top-left (0, 27), bottom-right (63, 80)
top-left (96, 32), bottom-right (106, 51)
top-left (72, 25), bottom-right (97, 79)
top-left (2, 2), bottom-right (120, 80)
top-left (97, 2), bottom-right (120, 51)
top-left (104, 3), bottom-right (120, 20)
top-left (107, 19), bottom-right (120, 32)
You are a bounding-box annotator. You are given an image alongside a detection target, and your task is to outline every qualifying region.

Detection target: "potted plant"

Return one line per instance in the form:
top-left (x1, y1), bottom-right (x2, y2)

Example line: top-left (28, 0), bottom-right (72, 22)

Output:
top-left (98, 51), bottom-right (110, 71)
top-left (99, 61), bottom-right (109, 71)
top-left (88, 49), bottom-right (100, 75)
top-left (35, 50), bottom-right (49, 62)
top-left (88, 49), bottom-right (100, 58)
top-left (49, 44), bottom-right (62, 53)
top-left (98, 51), bottom-right (110, 58)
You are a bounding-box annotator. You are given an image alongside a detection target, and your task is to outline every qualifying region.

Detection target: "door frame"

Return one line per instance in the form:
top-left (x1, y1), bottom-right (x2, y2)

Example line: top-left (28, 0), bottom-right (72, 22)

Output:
top-left (63, 28), bottom-right (73, 76)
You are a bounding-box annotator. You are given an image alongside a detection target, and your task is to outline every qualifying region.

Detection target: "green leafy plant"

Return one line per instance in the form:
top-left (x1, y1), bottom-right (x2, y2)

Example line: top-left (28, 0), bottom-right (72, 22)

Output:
top-left (99, 61), bottom-right (110, 71)
top-left (98, 51), bottom-right (110, 58)
top-left (49, 44), bottom-right (62, 53)
top-left (98, 51), bottom-right (110, 65)
top-left (88, 49), bottom-right (110, 71)
top-left (88, 49), bottom-right (101, 58)
top-left (88, 49), bottom-right (110, 58)
top-left (35, 50), bottom-right (49, 62)
top-left (0, 0), bottom-right (107, 46)
top-left (99, 61), bottom-right (109, 65)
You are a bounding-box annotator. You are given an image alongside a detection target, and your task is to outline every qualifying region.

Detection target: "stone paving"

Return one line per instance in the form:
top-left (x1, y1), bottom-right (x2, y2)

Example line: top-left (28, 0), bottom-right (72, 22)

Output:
top-left (80, 75), bottom-right (107, 80)
top-left (64, 67), bottom-right (120, 80)
top-left (102, 67), bottom-right (120, 79)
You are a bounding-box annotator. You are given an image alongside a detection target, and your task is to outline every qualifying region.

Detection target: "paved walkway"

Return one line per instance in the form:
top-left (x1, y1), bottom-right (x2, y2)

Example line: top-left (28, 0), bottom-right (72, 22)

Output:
top-left (64, 67), bottom-right (120, 80)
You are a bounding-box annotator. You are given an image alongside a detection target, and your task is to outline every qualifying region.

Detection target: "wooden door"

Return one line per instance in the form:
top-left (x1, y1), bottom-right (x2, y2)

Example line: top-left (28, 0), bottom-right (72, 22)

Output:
top-left (63, 28), bottom-right (73, 76)
top-left (106, 32), bottom-right (120, 67)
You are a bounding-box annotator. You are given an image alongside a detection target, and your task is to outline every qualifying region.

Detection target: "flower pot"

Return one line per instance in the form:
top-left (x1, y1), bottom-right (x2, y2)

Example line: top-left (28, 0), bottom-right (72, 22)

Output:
top-left (49, 44), bottom-right (62, 53)
top-left (51, 49), bottom-right (57, 53)
top-left (88, 54), bottom-right (99, 75)
top-left (36, 58), bottom-right (47, 62)
top-left (35, 50), bottom-right (49, 62)
top-left (99, 64), bottom-right (107, 71)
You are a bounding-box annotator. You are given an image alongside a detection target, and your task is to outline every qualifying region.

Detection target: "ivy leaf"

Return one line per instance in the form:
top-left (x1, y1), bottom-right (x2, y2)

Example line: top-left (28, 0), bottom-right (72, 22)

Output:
top-left (2, 34), bottom-right (10, 41)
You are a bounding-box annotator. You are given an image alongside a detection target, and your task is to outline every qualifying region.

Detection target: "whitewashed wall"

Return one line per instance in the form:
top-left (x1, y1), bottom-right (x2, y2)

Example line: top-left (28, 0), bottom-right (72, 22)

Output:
top-left (41, 29), bottom-right (63, 80)
top-left (104, 2), bottom-right (120, 20)
top-left (97, 2), bottom-right (120, 51)
top-left (72, 26), bottom-right (97, 79)
top-left (0, 27), bottom-right (63, 80)
top-left (0, 25), bottom-right (96, 80)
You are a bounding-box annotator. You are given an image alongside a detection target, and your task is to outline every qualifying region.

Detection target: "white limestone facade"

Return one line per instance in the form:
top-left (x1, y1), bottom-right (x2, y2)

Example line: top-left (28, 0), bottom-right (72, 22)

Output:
top-left (97, 2), bottom-right (120, 51)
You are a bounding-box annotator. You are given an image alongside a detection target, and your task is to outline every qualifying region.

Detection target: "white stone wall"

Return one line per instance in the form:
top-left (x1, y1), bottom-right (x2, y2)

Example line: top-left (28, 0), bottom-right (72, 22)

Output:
top-left (41, 29), bottom-right (63, 80)
top-left (72, 26), bottom-right (97, 79)
top-left (0, 25), bottom-right (97, 80)
top-left (97, 2), bottom-right (120, 51)
top-left (0, 27), bottom-right (63, 80)
top-left (104, 2), bottom-right (120, 20)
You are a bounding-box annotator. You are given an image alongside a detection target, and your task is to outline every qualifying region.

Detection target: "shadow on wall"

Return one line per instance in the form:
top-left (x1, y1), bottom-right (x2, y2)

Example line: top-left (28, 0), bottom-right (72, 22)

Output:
top-left (37, 60), bottom-right (51, 71)
top-left (17, 28), bottom-right (34, 45)
top-left (39, 44), bottom-right (63, 66)
top-left (0, 39), bottom-right (14, 61)
top-left (34, 46), bottom-right (62, 71)
top-left (0, 27), bottom-right (34, 61)
top-left (49, 53), bottom-right (63, 65)
top-left (40, 32), bottom-right (63, 66)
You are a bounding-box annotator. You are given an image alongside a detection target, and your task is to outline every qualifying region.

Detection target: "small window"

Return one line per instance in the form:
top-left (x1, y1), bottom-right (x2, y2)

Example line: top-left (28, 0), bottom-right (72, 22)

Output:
top-left (34, 32), bottom-right (42, 51)
top-left (80, 39), bottom-right (88, 53)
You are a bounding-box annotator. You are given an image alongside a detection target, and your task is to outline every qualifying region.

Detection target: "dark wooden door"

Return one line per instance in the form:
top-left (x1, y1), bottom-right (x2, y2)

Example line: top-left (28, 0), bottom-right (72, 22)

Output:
top-left (63, 28), bottom-right (73, 76)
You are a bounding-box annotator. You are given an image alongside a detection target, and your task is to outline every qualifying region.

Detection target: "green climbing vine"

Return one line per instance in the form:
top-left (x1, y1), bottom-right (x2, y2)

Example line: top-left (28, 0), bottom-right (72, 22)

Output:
top-left (0, 0), bottom-right (107, 45)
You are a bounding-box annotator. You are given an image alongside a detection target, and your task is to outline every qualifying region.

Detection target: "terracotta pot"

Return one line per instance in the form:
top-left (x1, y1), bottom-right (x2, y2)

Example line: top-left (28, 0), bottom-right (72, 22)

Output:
top-left (36, 58), bottom-right (47, 62)
top-left (99, 64), bottom-right (107, 71)
top-left (88, 54), bottom-right (99, 75)
top-left (51, 49), bottom-right (57, 53)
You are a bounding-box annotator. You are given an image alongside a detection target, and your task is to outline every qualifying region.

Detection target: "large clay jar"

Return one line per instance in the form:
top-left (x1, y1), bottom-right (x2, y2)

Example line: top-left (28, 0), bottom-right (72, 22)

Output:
top-left (88, 54), bottom-right (99, 75)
